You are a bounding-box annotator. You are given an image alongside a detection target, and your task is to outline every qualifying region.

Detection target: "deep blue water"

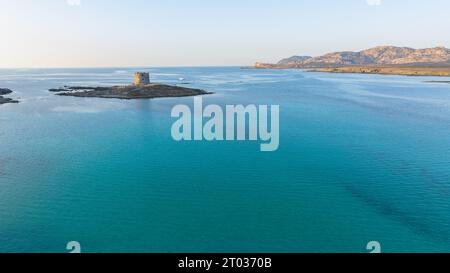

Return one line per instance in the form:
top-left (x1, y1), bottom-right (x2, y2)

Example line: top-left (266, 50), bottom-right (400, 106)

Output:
top-left (1, 67), bottom-right (450, 253)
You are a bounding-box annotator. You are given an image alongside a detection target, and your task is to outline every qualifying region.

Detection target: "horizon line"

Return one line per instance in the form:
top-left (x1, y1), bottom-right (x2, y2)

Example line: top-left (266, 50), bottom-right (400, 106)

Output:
top-left (0, 64), bottom-right (248, 70)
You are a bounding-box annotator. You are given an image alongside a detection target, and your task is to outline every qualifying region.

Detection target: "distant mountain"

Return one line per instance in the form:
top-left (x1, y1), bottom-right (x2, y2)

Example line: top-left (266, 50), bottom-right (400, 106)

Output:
top-left (255, 46), bottom-right (450, 68)
top-left (277, 56), bottom-right (312, 66)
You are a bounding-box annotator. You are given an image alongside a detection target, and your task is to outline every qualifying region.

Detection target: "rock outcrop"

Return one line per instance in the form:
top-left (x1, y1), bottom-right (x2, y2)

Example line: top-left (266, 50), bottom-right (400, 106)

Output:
top-left (0, 88), bottom-right (19, 105)
top-left (0, 88), bottom-right (13, 95)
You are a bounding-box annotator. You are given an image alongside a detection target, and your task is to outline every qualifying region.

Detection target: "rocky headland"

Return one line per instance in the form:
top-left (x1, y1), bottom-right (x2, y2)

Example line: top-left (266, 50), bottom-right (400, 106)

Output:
top-left (49, 83), bottom-right (211, 99)
top-left (0, 88), bottom-right (19, 105)
top-left (254, 46), bottom-right (450, 76)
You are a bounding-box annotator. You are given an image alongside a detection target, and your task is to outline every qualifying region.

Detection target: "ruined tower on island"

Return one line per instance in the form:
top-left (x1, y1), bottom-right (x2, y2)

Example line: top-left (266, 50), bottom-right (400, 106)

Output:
top-left (134, 72), bottom-right (150, 86)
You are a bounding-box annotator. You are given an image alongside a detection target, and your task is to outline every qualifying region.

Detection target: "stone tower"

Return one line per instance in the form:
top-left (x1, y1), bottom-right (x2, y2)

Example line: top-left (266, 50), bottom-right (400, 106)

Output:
top-left (134, 72), bottom-right (150, 86)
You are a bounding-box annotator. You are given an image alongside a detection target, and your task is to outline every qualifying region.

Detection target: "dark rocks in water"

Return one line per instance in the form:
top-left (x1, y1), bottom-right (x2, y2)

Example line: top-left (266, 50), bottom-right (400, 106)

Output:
top-left (0, 96), bottom-right (19, 105)
top-left (49, 86), bottom-right (111, 92)
top-left (49, 84), bottom-right (212, 100)
top-left (0, 88), bottom-right (19, 105)
top-left (49, 88), bottom-right (71, 92)
top-left (0, 88), bottom-right (13, 95)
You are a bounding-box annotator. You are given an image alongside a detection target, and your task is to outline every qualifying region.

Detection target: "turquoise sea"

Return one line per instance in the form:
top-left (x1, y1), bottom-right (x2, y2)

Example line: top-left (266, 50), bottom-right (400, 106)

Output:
top-left (1, 67), bottom-right (450, 253)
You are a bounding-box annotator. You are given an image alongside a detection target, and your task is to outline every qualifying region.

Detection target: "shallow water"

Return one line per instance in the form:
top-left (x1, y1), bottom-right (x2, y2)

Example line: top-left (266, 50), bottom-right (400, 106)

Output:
top-left (1, 67), bottom-right (450, 252)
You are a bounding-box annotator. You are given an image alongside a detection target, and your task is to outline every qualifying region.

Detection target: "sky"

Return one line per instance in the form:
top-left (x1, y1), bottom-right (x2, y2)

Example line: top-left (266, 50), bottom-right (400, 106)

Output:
top-left (0, 0), bottom-right (449, 68)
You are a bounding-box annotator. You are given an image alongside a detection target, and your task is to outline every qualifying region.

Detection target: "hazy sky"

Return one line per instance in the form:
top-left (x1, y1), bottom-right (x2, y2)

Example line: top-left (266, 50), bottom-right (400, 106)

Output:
top-left (0, 0), bottom-right (449, 68)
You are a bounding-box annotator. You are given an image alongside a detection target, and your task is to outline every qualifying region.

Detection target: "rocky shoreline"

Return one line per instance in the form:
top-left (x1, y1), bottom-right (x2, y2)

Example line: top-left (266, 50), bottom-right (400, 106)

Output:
top-left (49, 84), bottom-right (211, 99)
top-left (0, 88), bottom-right (19, 105)
top-left (425, 81), bottom-right (450, 84)
top-left (310, 66), bottom-right (450, 77)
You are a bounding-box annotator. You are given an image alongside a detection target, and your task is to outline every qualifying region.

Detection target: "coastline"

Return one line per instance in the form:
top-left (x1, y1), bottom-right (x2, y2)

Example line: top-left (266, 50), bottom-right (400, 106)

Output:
top-left (309, 66), bottom-right (450, 77)
top-left (425, 81), bottom-right (450, 84)
top-left (0, 97), bottom-right (19, 105)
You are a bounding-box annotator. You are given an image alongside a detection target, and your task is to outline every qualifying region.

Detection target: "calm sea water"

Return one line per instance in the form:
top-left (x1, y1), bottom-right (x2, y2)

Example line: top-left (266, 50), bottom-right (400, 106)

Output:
top-left (1, 67), bottom-right (450, 253)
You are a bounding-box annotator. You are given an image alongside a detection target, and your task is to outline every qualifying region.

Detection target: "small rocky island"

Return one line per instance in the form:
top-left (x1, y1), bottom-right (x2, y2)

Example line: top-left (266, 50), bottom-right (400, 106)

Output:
top-left (0, 88), bottom-right (19, 105)
top-left (49, 72), bottom-right (211, 100)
